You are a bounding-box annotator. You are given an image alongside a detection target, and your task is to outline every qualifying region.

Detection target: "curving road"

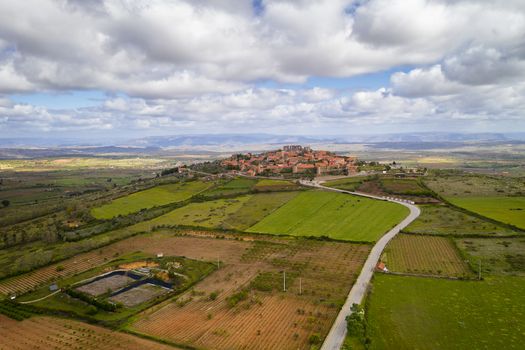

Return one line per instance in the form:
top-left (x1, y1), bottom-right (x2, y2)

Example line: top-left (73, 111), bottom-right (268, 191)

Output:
top-left (299, 180), bottom-right (420, 350)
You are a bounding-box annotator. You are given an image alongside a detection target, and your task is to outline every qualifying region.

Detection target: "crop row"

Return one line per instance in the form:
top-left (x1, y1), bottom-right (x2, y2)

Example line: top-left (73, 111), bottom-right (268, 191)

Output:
top-left (0, 301), bottom-right (42, 321)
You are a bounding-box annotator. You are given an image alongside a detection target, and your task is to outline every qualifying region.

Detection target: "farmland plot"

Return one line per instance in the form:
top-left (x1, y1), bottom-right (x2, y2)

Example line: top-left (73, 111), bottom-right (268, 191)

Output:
top-left (0, 315), bottom-right (179, 350)
top-left (456, 237), bottom-right (525, 276)
top-left (247, 191), bottom-right (408, 242)
top-left (221, 191), bottom-right (299, 230)
top-left (381, 234), bottom-right (472, 277)
top-left (131, 236), bottom-right (370, 350)
top-left (447, 196), bottom-right (525, 229)
top-left (138, 196), bottom-right (252, 228)
top-left (324, 177), bottom-right (365, 191)
top-left (203, 178), bottom-right (257, 197)
top-left (0, 245), bottom-right (128, 296)
top-left (380, 178), bottom-right (431, 196)
top-left (404, 204), bottom-right (517, 236)
top-left (254, 179), bottom-right (299, 191)
top-left (91, 181), bottom-right (211, 219)
top-left (0, 233), bottom-right (250, 297)
top-left (424, 174), bottom-right (525, 198)
top-left (366, 274), bottom-right (525, 350)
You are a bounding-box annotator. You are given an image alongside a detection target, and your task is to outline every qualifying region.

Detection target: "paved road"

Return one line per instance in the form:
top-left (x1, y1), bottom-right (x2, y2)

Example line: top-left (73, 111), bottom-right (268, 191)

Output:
top-left (299, 180), bottom-right (420, 350)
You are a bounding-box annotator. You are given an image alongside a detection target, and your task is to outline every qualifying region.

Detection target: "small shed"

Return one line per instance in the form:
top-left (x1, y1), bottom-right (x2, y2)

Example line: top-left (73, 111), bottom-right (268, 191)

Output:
top-left (157, 252), bottom-right (164, 258)
top-left (376, 262), bottom-right (389, 273)
top-left (49, 284), bottom-right (59, 292)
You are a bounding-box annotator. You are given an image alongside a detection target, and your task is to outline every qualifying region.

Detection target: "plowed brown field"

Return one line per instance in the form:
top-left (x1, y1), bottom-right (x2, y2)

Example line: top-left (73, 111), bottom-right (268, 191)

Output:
top-left (0, 315), bottom-right (178, 350)
top-left (0, 232), bottom-right (250, 296)
top-left (132, 238), bottom-right (370, 350)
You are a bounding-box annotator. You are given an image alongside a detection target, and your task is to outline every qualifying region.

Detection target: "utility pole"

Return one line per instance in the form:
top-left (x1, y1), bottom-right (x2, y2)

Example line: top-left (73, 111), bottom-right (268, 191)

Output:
top-left (217, 258), bottom-right (220, 269)
top-left (478, 260), bottom-right (482, 280)
top-left (283, 271), bottom-right (286, 292)
top-left (299, 278), bottom-right (302, 295)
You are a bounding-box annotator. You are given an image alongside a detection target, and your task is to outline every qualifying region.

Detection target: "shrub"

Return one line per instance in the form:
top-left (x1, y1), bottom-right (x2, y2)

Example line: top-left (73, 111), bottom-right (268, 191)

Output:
top-left (346, 303), bottom-right (366, 342)
top-left (226, 290), bottom-right (248, 308)
top-left (308, 333), bottom-right (321, 344)
top-left (64, 288), bottom-right (120, 312)
top-left (85, 305), bottom-right (98, 315)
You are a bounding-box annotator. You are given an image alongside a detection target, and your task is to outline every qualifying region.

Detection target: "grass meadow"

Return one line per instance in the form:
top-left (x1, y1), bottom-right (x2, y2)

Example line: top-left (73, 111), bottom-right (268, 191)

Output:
top-left (367, 274), bottom-right (525, 350)
top-left (404, 204), bottom-right (518, 236)
top-left (247, 191), bottom-right (408, 242)
top-left (380, 178), bottom-right (431, 196)
top-left (132, 196), bottom-right (252, 229)
top-left (324, 177), bottom-right (365, 191)
top-left (456, 237), bottom-right (525, 276)
top-left (91, 181), bottom-right (211, 219)
top-left (202, 178), bottom-right (257, 197)
top-left (221, 191), bottom-right (299, 230)
top-left (447, 196), bottom-right (525, 229)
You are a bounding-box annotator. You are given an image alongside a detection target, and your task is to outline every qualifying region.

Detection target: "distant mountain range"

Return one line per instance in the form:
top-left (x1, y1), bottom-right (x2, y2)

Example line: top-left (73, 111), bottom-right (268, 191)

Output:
top-left (115, 132), bottom-right (524, 148)
top-left (0, 132), bottom-right (524, 159)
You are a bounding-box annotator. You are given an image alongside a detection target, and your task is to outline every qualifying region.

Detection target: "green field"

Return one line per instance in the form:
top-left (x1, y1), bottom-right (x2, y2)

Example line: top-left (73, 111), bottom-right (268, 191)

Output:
top-left (382, 234), bottom-right (472, 277)
top-left (404, 204), bottom-right (518, 236)
top-left (135, 196), bottom-right (251, 229)
top-left (380, 178), bottom-right (431, 196)
top-left (324, 177), bottom-right (365, 191)
top-left (91, 181), bottom-right (211, 219)
top-left (456, 237), bottom-right (525, 276)
top-left (202, 178), bottom-right (257, 197)
top-left (366, 274), bottom-right (525, 349)
top-left (448, 196), bottom-right (525, 229)
top-left (0, 157), bottom-right (171, 171)
top-left (222, 191), bottom-right (299, 230)
top-left (254, 179), bottom-right (298, 189)
top-left (425, 174), bottom-right (525, 197)
top-left (247, 191), bottom-right (408, 241)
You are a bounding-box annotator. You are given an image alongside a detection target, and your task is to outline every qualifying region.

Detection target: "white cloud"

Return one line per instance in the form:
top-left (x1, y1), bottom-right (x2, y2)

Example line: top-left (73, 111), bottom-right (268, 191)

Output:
top-left (0, 0), bottom-right (524, 135)
top-left (0, 59), bottom-right (35, 93)
top-left (442, 45), bottom-right (525, 86)
top-left (391, 65), bottom-right (463, 97)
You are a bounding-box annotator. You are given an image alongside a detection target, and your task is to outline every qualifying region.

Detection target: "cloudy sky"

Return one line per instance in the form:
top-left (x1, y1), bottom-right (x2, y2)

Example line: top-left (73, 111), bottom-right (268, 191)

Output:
top-left (1, 0), bottom-right (524, 139)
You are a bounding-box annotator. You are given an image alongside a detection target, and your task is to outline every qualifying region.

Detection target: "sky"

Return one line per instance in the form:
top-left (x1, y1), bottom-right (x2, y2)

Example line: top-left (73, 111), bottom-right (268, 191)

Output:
top-left (0, 0), bottom-right (524, 139)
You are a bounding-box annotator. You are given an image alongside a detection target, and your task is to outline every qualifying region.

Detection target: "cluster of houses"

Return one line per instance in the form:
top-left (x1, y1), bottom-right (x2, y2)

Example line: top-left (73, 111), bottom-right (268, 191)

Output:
top-left (221, 145), bottom-right (358, 177)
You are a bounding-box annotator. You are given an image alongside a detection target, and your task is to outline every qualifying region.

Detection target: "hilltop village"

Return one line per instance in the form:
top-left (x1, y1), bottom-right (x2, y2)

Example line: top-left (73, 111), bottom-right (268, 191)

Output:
top-left (221, 145), bottom-right (358, 177)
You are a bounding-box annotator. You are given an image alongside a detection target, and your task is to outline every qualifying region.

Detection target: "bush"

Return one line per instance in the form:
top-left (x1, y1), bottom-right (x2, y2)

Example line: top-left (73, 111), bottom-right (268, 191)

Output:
top-left (346, 303), bottom-right (366, 343)
top-left (64, 288), bottom-right (120, 312)
top-left (85, 305), bottom-right (98, 315)
top-left (226, 290), bottom-right (248, 308)
top-left (0, 301), bottom-right (42, 320)
top-left (308, 333), bottom-right (321, 344)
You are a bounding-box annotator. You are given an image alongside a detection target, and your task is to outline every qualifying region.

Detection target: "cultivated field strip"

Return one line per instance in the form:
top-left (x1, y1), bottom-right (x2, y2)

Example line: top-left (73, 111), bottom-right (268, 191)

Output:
top-left (132, 238), bottom-right (370, 350)
top-left (382, 234), bottom-right (472, 277)
top-left (134, 279), bottom-right (334, 350)
top-left (0, 247), bottom-right (123, 296)
top-left (0, 315), bottom-right (179, 350)
top-left (0, 233), bottom-right (251, 296)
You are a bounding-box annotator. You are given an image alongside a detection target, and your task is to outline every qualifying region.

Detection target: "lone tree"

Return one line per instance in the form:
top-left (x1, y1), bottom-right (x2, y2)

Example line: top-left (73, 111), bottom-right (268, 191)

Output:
top-left (1, 199), bottom-right (9, 208)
